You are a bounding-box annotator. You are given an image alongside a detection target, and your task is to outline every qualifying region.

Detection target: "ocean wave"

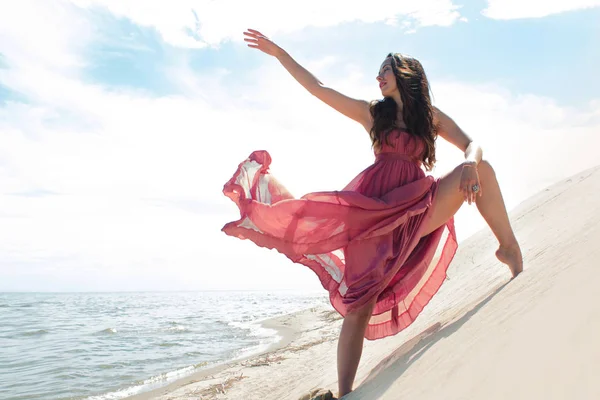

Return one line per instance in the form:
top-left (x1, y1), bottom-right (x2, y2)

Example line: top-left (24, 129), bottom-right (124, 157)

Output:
top-left (233, 335), bottom-right (282, 361)
top-left (5, 291), bottom-right (328, 400)
top-left (164, 321), bottom-right (191, 333)
top-left (85, 365), bottom-right (196, 400)
top-left (143, 365), bottom-right (195, 385)
top-left (96, 328), bottom-right (118, 335)
top-left (22, 329), bottom-right (49, 337)
top-left (165, 325), bottom-right (189, 333)
top-left (228, 321), bottom-right (278, 339)
top-left (158, 342), bottom-right (183, 347)
top-left (64, 348), bottom-right (86, 354)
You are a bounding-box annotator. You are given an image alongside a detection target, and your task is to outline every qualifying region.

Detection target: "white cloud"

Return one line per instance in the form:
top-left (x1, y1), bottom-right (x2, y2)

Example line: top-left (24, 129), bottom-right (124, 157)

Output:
top-left (482, 0), bottom-right (600, 19)
top-left (2, 53), bottom-right (599, 291)
top-left (69, 0), bottom-right (463, 48)
top-left (429, 82), bottom-right (600, 241)
top-left (0, 0), bottom-right (91, 71)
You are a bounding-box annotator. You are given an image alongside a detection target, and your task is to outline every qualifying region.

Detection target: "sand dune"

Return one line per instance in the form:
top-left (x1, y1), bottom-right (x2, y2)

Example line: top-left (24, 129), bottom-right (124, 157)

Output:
top-left (130, 165), bottom-right (600, 400)
top-left (348, 165), bottom-right (600, 399)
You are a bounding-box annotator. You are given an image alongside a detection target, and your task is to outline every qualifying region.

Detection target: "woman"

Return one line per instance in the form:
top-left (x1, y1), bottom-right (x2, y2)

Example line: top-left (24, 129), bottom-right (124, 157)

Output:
top-left (222, 29), bottom-right (523, 398)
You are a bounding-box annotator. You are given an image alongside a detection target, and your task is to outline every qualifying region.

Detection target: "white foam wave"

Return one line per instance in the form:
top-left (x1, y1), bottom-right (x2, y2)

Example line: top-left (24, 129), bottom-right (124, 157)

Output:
top-left (85, 365), bottom-right (196, 400)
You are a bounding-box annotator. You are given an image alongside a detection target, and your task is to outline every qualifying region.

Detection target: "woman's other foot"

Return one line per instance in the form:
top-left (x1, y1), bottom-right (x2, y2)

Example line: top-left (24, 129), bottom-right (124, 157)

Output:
top-left (496, 243), bottom-right (523, 278)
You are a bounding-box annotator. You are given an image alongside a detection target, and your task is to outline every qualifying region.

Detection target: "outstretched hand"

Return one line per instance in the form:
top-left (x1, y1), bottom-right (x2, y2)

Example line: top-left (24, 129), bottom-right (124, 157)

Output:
top-left (243, 29), bottom-right (284, 57)
top-left (459, 162), bottom-right (482, 205)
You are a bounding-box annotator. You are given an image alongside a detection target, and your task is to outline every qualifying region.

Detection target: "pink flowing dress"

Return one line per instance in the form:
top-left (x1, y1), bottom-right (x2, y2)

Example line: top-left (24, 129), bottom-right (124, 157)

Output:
top-left (222, 130), bottom-right (457, 340)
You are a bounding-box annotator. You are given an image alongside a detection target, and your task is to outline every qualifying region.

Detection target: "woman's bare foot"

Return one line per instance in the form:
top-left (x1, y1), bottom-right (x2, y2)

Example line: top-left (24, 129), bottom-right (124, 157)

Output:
top-left (496, 244), bottom-right (523, 278)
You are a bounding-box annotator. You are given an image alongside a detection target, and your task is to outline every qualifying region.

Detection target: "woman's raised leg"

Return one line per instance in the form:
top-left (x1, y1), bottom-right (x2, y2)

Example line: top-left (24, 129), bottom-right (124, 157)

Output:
top-left (421, 160), bottom-right (523, 277)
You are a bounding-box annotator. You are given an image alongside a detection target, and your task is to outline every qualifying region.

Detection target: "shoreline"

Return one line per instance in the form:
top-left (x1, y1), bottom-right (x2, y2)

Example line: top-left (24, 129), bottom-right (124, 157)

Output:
top-left (109, 166), bottom-right (600, 400)
top-left (125, 306), bottom-right (325, 400)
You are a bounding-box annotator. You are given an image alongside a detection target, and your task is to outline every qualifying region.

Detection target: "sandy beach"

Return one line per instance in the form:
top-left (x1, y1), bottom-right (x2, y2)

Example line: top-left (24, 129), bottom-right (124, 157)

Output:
top-left (129, 165), bottom-right (600, 400)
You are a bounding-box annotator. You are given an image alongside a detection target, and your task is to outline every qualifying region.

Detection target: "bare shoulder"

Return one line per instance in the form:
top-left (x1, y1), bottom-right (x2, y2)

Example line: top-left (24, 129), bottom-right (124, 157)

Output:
top-left (309, 85), bottom-right (373, 129)
top-left (433, 106), bottom-right (456, 135)
top-left (432, 106), bottom-right (449, 127)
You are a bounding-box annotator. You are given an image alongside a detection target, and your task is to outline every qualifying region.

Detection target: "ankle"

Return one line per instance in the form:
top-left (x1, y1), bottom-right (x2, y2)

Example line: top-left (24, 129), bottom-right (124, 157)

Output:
top-left (499, 237), bottom-right (519, 250)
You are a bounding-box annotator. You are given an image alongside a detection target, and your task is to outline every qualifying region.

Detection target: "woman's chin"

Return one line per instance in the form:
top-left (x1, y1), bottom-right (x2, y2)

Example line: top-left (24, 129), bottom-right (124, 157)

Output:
top-left (380, 87), bottom-right (398, 98)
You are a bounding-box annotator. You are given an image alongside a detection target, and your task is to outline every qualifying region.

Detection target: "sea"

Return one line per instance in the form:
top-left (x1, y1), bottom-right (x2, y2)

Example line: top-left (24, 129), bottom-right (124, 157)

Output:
top-left (0, 291), bottom-right (329, 400)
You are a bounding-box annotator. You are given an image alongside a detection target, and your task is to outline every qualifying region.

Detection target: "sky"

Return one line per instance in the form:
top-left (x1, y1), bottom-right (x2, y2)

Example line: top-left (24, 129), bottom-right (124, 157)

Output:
top-left (0, 0), bottom-right (599, 292)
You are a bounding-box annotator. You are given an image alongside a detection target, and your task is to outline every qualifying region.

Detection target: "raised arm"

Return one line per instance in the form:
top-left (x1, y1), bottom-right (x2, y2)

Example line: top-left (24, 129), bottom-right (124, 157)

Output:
top-left (244, 29), bottom-right (372, 130)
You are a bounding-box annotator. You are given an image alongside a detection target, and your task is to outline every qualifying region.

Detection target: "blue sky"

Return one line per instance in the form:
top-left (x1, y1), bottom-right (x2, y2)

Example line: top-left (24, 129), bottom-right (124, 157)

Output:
top-left (1, 0), bottom-right (599, 292)
top-left (70, 3), bottom-right (600, 104)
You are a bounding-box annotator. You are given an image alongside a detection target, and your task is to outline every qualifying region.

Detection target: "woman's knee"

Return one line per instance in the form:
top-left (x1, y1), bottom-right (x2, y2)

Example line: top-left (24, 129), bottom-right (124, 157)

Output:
top-left (346, 298), bottom-right (376, 321)
top-left (478, 159), bottom-right (496, 180)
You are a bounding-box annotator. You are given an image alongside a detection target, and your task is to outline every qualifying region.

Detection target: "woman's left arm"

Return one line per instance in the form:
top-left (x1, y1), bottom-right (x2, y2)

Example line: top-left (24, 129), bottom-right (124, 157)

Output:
top-left (433, 106), bottom-right (482, 165)
top-left (434, 107), bottom-right (483, 203)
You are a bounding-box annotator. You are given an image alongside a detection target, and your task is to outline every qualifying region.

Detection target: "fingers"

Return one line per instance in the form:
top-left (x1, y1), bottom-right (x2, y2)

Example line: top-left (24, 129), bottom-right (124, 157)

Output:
top-left (460, 166), bottom-right (482, 205)
top-left (471, 181), bottom-right (482, 203)
top-left (460, 186), bottom-right (469, 204)
top-left (471, 181), bottom-right (479, 204)
top-left (243, 32), bottom-right (260, 39)
top-left (244, 29), bottom-right (267, 39)
top-left (243, 35), bottom-right (258, 45)
top-left (244, 31), bottom-right (268, 49)
top-left (244, 37), bottom-right (259, 49)
top-left (459, 181), bottom-right (478, 204)
top-left (459, 182), bottom-right (467, 203)
top-left (469, 183), bottom-right (475, 204)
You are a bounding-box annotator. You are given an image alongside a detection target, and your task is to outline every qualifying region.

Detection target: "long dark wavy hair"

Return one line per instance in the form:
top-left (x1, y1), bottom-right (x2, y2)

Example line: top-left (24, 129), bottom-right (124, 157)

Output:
top-left (369, 53), bottom-right (437, 171)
